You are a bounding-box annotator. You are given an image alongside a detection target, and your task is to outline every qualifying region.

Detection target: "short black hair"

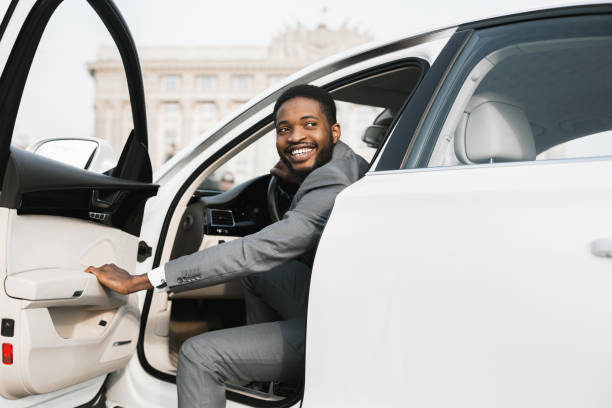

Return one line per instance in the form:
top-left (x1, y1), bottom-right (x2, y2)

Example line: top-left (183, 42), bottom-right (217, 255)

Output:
top-left (273, 84), bottom-right (336, 126)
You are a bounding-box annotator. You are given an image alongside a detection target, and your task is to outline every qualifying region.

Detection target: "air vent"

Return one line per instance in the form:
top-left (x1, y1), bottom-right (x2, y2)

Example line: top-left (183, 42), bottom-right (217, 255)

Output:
top-left (209, 209), bottom-right (235, 227)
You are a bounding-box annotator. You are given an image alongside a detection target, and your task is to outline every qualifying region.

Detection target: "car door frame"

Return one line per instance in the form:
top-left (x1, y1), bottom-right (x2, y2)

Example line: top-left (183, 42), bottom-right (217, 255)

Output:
top-left (0, 0), bottom-right (156, 406)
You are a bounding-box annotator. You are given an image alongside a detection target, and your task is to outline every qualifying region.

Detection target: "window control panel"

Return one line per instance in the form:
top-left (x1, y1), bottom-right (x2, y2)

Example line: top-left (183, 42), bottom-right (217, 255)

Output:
top-left (1, 319), bottom-right (14, 337)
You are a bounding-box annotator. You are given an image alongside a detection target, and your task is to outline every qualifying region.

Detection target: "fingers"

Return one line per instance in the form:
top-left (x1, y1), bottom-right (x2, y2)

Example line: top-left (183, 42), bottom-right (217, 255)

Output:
top-left (85, 264), bottom-right (118, 271)
top-left (84, 265), bottom-right (111, 275)
top-left (85, 266), bottom-right (98, 274)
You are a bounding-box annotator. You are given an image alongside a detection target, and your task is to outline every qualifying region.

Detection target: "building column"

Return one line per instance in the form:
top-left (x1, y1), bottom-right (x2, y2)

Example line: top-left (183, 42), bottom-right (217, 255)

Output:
top-left (181, 99), bottom-right (195, 148)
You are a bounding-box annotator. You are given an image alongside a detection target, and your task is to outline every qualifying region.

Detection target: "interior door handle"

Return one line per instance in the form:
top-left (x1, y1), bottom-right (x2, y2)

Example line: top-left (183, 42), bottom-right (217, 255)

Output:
top-left (590, 238), bottom-right (612, 258)
top-left (91, 190), bottom-right (113, 210)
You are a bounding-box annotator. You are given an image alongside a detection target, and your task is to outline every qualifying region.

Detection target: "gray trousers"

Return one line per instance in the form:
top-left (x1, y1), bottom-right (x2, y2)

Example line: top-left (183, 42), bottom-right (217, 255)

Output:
top-left (176, 260), bottom-right (310, 408)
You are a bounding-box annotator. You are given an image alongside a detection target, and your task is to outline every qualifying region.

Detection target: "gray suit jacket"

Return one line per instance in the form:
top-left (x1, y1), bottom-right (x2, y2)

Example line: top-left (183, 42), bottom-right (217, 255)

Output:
top-left (165, 141), bottom-right (369, 292)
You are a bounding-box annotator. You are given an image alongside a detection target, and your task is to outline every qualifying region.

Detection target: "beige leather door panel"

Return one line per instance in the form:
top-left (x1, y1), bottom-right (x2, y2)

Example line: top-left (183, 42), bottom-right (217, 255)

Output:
top-left (0, 211), bottom-right (140, 399)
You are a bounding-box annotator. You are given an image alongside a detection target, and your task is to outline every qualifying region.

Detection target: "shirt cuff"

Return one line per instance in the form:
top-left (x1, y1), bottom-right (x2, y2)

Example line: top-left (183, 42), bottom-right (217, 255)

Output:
top-left (148, 265), bottom-right (169, 291)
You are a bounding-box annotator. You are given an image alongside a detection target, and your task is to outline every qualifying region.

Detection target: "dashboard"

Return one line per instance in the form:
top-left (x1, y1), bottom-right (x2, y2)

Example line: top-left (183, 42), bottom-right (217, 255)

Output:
top-left (169, 174), bottom-right (274, 261)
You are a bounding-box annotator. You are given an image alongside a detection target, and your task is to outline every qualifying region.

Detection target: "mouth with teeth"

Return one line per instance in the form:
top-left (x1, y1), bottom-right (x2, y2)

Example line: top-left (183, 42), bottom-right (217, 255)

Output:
top-left (285, 143), bottom-right (317, 164)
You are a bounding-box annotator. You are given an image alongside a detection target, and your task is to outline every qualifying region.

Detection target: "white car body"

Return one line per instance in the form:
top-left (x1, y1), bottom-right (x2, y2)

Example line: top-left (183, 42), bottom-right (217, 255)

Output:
top-left (1, 1), bottom-right (612, 407)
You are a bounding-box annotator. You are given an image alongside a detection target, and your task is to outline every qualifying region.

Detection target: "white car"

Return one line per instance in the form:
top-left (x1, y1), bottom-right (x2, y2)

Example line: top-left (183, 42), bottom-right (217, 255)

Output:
top-left (2, 1), bottom-right (612, 407)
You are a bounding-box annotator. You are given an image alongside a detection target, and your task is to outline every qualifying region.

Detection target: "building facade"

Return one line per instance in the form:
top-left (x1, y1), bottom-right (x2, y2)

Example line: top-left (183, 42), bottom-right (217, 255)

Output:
top-left (87, 24), bottom-right (372, 172)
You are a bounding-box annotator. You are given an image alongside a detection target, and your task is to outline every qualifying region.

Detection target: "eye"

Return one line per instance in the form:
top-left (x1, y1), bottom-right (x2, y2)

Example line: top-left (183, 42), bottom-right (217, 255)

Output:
top-left (305, 121), bottom-right (317, 128)
top-left (277, 126), bottom-right (290, 133)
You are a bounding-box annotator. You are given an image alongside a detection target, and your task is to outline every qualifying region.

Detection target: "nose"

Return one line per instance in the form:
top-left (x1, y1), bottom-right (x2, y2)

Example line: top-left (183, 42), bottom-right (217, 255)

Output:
top-left (287, 128), bottom-right (306, 143)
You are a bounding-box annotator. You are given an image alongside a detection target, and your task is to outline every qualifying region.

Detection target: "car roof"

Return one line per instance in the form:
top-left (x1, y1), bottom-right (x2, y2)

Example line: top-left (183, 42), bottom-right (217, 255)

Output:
top-left (376, 0), bottom-right (611, 43)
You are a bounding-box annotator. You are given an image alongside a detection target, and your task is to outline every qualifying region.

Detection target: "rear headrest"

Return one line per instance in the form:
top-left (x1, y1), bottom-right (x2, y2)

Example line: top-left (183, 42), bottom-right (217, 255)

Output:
top-left (454, 92), bottom-right (536, 164)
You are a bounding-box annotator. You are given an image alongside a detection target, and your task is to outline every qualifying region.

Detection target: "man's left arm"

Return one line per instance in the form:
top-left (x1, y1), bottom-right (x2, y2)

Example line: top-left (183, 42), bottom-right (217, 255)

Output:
top-left (163, 170), bottom-right (350, 292)
top-left (85, 167), bottom-right (350, 294)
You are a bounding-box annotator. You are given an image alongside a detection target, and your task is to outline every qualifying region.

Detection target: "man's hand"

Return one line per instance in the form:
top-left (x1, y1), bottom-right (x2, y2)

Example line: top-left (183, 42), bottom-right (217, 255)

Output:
top-left (270, 160), bottom-right (301, 185)
top-left (85, 263), bottom-right (152, 295)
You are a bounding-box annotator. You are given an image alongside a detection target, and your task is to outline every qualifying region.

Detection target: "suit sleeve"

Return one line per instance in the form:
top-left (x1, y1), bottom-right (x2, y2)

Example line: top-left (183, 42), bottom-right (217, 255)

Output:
top-left (164, 168), bottom-right (350, 292)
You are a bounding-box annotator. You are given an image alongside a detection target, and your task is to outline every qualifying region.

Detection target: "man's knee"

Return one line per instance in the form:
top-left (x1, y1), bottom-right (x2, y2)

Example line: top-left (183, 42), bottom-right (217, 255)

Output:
top-left (178, 335), bottom-right (220, 378)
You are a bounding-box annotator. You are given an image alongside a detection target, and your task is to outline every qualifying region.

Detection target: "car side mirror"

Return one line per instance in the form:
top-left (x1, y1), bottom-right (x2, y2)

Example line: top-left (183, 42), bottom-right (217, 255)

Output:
top-left (27, 137), bottom-right (117, 173)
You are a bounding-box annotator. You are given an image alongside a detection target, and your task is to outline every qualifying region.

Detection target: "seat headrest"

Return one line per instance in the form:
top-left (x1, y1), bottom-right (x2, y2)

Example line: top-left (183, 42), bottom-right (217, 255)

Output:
top-left (374, 116), bottom-right (393, 127)
top-left (362, 110), bottom-right (394, 148)
top-left (362, 125), bottom-right (387, 148)
top-left (454, 92), bottom-right (536, 164)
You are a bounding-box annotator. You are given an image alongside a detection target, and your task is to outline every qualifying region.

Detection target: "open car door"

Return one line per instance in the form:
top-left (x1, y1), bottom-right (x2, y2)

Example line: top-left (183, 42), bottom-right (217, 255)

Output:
top-left (0, 0), bottom-right (157, 402)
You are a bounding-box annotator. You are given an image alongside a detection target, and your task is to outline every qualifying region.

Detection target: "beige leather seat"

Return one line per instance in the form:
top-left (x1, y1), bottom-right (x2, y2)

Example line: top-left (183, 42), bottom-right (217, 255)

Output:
top-left (454, 92), bottom-right (536, 164)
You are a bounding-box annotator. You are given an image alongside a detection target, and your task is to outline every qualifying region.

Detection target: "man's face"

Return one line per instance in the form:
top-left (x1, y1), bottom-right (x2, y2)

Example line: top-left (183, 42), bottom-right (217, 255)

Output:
top-left (275, 96), bottom-right (340, 178)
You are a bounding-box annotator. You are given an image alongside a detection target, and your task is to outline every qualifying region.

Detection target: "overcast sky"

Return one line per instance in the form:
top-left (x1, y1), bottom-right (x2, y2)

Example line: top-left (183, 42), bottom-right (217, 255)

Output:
top-left (2, 0), bottom-right (589, 145)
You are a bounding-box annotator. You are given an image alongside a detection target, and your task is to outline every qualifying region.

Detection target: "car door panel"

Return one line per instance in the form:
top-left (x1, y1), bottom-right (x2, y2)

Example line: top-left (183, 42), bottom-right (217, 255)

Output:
top-left (5, 214), bottom-right (137, 303)
top-left (16, 299), bottom-right (138, 396)
top-left (307, 159), bottom-right (612, 407)
top-left (1, 147), bottom-right (157, 235)
top-left (0, 210), bottom-right (141, 399)
top-left (3, 376), bottom-right (106, 408)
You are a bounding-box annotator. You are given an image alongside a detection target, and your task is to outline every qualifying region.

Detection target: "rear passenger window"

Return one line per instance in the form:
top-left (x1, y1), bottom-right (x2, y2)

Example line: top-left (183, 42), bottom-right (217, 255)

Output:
top-left (537, 130), bottom-right (612, 160)
top-left (417, 15), bottom-right (612, 168)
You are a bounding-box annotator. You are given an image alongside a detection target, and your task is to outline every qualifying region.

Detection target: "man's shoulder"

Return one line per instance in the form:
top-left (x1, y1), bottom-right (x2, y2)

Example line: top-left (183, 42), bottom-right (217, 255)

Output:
top-left (303, 141), bottom-right (369, 188)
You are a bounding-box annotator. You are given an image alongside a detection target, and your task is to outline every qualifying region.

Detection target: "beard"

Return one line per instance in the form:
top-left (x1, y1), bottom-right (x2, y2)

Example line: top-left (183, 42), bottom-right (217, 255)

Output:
top-left (280, 131), bottom-right (334, 181)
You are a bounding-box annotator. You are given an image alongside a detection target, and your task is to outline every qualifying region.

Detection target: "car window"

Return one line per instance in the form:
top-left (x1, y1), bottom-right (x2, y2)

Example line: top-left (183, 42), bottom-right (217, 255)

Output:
top-left (203, 101), bottom-right (383, 190)
top-left (412, 15), bottom-right (612, 169)
top-left (537, 130), bottom-right (612, 160)
top-left (11, 1), bottom-right (126, 173)
top-left (203, 129), bottom-right (276, 191)
top-left (336, 101), bottom-right (384, 162)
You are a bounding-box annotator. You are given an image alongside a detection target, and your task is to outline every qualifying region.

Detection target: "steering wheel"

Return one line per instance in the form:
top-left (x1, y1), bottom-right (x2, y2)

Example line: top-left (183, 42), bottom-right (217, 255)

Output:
top-left (267, 175), bottom-right (281, 223)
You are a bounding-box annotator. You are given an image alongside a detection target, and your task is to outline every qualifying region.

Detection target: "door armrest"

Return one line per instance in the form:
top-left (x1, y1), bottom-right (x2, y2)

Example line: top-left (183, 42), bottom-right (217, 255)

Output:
top-left (5, 269), bottom-right (120, 306)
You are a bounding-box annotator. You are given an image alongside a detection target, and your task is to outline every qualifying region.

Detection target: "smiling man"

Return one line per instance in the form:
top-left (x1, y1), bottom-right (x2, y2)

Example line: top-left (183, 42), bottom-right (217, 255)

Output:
top-left (86, 85), bottom-right (368, 408)
top-left (275, 90), bottom-right (339, 179)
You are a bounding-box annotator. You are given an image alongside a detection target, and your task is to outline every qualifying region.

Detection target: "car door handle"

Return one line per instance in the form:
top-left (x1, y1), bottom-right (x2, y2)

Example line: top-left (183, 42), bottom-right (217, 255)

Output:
top-left (590, 238), bottom-right (612, 258)
top-left (91, 190), bottom-right (114, 210)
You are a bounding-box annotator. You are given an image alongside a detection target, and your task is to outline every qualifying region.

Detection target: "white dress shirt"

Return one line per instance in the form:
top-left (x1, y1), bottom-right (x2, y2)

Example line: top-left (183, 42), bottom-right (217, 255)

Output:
top-left (147, 265), bottom-right (169, 291)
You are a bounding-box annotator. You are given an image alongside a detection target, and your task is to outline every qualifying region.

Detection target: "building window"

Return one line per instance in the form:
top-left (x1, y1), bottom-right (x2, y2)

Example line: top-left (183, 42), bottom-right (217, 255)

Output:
top-left (198, 75), bottom-right (217, 92)
top-left (161, 75), bottom-right (181, 92)
top-left (163, 102), bottom-right (180, 122)
top-left (268, 75), bottom-right (286, 87)
top-left (233, 75), bottom-right (253, 91)
top-left (198, 102), bottom-right (217, 122)
top-left (164, 128), bottom-right (177, 161)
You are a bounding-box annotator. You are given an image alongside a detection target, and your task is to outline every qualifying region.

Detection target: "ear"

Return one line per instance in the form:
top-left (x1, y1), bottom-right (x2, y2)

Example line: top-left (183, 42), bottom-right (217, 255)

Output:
top-left (331, 123), bottom-right (341, 145)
